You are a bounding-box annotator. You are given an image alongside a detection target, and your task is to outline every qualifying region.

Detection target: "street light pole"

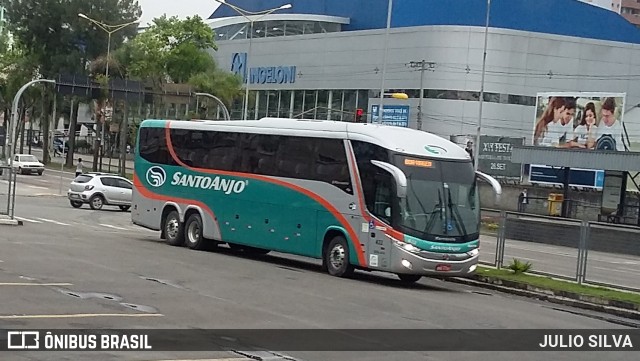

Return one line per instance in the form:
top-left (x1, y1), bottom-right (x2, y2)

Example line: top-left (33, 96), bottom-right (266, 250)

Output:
top-left (244, 20), bottom-right (253, 121)
top-left (213, 1), bottom-right (292, 120)
top-left (78, 13), bottom-right (140, 172)
top-left (474, 0), bottom-right (491, 173)
top-left (194, 93), bottom-right (231, 121)
top-left (377, 0), bottom-right (393, 124)
top-left (6, 79), bottom-right (55, 219)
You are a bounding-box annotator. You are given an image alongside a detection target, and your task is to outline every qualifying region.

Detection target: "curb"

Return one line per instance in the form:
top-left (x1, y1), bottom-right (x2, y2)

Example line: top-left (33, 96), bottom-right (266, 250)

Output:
top-left (0, 217), bottom-right (23, 226)
top-left (447, 276), bottom-right (640, 320)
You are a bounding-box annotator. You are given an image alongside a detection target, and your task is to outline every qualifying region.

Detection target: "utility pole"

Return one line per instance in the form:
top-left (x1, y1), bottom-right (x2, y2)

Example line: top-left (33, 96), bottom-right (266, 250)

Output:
top-left (408, 60), bottom-right (435, 131)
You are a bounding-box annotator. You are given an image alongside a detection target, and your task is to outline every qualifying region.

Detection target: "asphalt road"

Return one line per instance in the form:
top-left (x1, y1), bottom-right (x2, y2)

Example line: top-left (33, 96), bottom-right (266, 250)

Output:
top-left (5, 170), bottom-right (639, 291)
top-left (0, 177), bottom-right (639, 361)
top-left (479, 234), bottom-right (640, 290)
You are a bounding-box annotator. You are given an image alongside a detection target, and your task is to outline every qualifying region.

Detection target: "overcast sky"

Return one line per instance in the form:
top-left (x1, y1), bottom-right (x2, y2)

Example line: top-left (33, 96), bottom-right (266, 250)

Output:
top-left (138, 0), bottom-right (221, 27)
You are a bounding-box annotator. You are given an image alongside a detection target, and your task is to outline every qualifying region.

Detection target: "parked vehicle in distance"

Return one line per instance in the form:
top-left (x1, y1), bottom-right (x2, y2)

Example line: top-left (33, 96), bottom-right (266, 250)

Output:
top-left (68, 172), bottom-right (133, 211)
top-left (13, 154), bottom-right (45, 175)
top-left (53, 138), bottom-right (69, 154)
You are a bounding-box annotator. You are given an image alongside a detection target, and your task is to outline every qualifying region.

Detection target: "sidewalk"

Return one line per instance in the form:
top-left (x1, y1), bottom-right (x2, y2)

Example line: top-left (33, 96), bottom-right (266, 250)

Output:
top-left (31, 148), bottom-right (134, 172)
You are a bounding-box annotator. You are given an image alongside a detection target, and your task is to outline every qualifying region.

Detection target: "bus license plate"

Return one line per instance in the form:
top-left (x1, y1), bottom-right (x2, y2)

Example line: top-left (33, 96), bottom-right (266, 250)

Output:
top-left (436, 264), bottom-right (451, 272)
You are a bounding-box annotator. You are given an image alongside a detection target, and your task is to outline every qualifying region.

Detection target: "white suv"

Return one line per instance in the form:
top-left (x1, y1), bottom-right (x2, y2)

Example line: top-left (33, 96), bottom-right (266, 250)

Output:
top-left (67, 173), bottom-right (133, 211)
top-left (13, 154), bottom-right (45, 175)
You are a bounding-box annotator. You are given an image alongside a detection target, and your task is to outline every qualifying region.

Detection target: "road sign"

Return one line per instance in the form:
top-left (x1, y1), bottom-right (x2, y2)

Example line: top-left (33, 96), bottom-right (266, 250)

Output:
top-left (477, 136), bottom-right (524, 180)
top-left (371, 105), bottom-right (409, 127)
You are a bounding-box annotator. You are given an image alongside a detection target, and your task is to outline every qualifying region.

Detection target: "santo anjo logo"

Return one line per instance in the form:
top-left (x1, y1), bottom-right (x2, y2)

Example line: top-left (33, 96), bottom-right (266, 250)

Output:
top-left (146, 167), bottom-right (167, 188)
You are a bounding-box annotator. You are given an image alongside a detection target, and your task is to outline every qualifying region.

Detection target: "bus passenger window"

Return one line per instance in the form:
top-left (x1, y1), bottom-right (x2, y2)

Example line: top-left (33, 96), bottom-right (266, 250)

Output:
top-left (315, 139), bottom-right (352, 194)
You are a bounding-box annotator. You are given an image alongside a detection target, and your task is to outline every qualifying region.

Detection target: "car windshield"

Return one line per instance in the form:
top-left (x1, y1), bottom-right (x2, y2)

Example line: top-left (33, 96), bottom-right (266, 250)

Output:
top-left (19, 155), bottom-right (39, 162)
top-left (393, 155), bottom-right (479, 243)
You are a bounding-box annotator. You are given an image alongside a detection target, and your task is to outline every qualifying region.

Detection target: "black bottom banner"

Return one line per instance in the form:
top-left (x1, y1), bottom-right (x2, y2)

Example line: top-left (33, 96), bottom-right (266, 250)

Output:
top-left (1, 329), bottom-right (638, 352)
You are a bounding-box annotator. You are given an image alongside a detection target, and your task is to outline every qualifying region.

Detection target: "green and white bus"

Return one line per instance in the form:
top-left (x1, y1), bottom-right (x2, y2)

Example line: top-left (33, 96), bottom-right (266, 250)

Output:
top-left (132, 118), bottom-right (501, 282)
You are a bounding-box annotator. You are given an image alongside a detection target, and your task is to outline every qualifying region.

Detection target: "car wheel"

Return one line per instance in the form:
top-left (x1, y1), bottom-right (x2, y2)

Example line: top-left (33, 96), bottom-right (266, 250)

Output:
top-left (70, 201), bottom-right (83, 208)
top-left (119, 205), bottom-right (130, 212)
top-left (397, 274), bottom-right (422, 284)
top-left (164, 210), bottom-right (184, 247)
top-left (324, 235), bottom-right (354, 278)
top-left (37, 170), bottom-right (43, 176)
top-left (184, 213), bottom-right (207, 250)
top-left (89, 195), bottom-right (104, 210)
top-left (18, 167), bottom-right (23, 175)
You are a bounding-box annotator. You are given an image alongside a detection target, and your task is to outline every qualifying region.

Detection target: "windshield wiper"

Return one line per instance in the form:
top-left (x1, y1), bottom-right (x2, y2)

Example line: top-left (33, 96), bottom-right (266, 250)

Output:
top-left (445, 184), bottom-right (467, 237)
top-left (424, 189), bottom-right (444, 234)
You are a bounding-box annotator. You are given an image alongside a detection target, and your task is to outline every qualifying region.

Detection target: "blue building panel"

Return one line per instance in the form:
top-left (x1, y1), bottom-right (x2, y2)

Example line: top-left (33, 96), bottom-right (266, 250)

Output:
top-left (209, 0), bottom-right (640, 44)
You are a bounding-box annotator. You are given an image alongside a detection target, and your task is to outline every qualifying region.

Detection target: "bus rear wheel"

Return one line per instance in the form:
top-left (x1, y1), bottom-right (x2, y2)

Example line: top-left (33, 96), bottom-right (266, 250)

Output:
top-left (164, 210), bottom-right (185, 247)
top-left (324, 235), bottom-right (354, 278)
top-left (397, 274), bottom-right (422, 283)
top-left (185, 213), bottom-right (207, 250)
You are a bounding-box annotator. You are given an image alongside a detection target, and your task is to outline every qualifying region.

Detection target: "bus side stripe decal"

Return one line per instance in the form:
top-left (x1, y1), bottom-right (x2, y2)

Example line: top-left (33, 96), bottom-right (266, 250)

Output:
top-left (133, 174), bottom-right (222, 237)
top-left (164, 122), bottom-right (367, 267)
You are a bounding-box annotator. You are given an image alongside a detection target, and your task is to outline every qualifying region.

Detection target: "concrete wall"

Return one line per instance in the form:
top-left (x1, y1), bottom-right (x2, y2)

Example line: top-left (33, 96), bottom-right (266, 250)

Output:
top-left (211, 25), bottom-right (640, 143)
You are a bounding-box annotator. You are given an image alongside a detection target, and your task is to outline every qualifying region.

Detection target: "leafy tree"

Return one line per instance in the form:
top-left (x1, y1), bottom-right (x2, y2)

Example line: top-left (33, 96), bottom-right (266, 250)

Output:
top-left (126, 15), bottom-right (217, 85)
top-left (5, 0), bottom-right (142, 164)
top-left (125, 15), bottom-right (243, 120)
top-left (188, 69), bottom-right (243, 109)
top-left (0, 34), bottom-right (40, 159)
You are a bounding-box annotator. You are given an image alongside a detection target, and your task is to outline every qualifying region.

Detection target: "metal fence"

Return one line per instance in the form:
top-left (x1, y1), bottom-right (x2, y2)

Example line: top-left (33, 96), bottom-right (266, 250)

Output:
top-left (480, 208), bottom-right (640, 292)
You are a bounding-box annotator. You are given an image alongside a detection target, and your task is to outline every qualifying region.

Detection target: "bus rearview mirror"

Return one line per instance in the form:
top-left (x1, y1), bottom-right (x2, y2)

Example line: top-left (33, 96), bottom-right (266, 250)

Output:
top-left (371, 160), bottom-right (407, 199)
top-left (476, 170), bottom-right (502, 203)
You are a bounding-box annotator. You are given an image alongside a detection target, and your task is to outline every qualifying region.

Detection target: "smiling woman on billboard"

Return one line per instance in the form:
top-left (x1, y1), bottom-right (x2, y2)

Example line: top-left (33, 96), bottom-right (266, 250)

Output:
top-left (533, 93), bottom-right (627, 152)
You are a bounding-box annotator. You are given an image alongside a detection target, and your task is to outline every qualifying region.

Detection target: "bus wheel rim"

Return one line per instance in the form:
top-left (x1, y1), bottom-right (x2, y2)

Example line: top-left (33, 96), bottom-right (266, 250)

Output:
top-left (188, 221), bottom-right (200, 243)
top-left (167, 218), bottom-right (179, 239)
top-left (330, 244), bottom-right (345, 269)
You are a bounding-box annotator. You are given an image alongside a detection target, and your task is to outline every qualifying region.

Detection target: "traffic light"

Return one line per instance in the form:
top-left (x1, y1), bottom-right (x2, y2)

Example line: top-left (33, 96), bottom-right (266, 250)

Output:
top-left (355, 108), bottom-right (364, 122)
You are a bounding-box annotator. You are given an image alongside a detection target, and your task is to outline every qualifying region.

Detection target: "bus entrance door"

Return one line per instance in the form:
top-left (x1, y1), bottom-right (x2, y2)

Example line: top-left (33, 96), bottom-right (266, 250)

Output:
top-left (367, 220), bottom-right (391, 270)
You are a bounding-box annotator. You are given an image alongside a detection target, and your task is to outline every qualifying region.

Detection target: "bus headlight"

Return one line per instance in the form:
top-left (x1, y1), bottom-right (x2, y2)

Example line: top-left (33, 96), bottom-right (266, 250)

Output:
top-left (467, 248), bottom-right (479, 257)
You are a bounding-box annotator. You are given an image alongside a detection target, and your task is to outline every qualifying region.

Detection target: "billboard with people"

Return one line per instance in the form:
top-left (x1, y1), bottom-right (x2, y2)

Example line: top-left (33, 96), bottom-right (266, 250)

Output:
top-left (532, 92), bottom-right (627, 151)
top-left (529, 92), bottom-right (629, 189)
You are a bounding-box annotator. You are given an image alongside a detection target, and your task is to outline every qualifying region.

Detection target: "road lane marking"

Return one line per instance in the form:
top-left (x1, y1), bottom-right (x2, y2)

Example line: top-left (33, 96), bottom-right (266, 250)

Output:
top-left (36, 218), bottom-right (70, 226)
top-left (0, 282), bottom-right (73, 286)
top-left (28, 185), bottom-right (48, 190)
top-left (153, 359), bottom-right (253, 361)
top-left (100, 224), bottom-right (128, 231)
top-left (15, 216), bottom-right (42, 223)
top-left (0, 313), bottom-right (164, 319)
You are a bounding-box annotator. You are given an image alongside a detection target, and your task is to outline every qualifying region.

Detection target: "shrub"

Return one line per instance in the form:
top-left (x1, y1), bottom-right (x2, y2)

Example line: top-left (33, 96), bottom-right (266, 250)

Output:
top-left (507, 258), bottom-right (533, 274)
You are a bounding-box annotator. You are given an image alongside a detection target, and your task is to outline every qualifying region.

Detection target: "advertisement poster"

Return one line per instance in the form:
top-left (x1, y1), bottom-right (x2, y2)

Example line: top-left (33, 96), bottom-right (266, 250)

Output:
top-left (529, 92), bottom-right (627, 189)
top-left (477, 136), bottom-right (524, 181)
top-left (532, 92), bottom-right (627, 151)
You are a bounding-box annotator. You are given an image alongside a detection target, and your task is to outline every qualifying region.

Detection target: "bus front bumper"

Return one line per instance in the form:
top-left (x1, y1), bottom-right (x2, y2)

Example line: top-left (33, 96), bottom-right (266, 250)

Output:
top-left (391, 245), bottom-right (479, 277)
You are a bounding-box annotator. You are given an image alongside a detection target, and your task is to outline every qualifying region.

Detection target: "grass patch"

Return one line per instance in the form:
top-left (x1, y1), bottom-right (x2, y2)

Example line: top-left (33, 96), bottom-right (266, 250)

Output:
top-left (477, 266), bottom-right (640, 306)
top-left (46, 162), bottom-right (133, 180)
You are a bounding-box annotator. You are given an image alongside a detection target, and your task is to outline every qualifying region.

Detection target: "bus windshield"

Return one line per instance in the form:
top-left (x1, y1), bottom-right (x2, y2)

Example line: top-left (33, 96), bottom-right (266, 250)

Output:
top-left (393, 155), bottom-right (479, 243)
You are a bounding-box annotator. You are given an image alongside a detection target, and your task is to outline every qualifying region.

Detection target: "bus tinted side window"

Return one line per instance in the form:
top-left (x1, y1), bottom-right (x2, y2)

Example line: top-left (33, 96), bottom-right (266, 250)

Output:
top-left (277, 136), bottom-right (314, 179)
top-left (204, 131), bottom-right (240, 171)
top-left (139, 127), bottom-right (174, 165)
top-left (314, 138), bottom-right (352, 194)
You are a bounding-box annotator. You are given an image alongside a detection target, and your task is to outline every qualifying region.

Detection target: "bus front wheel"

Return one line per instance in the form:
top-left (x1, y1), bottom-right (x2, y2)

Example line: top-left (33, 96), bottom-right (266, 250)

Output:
top-left (164, 210), bottom-right (185, 247)
top-left (324, 235), bottom-right (354, 278)
top-left (397, 274), bottom-right (422, 284)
